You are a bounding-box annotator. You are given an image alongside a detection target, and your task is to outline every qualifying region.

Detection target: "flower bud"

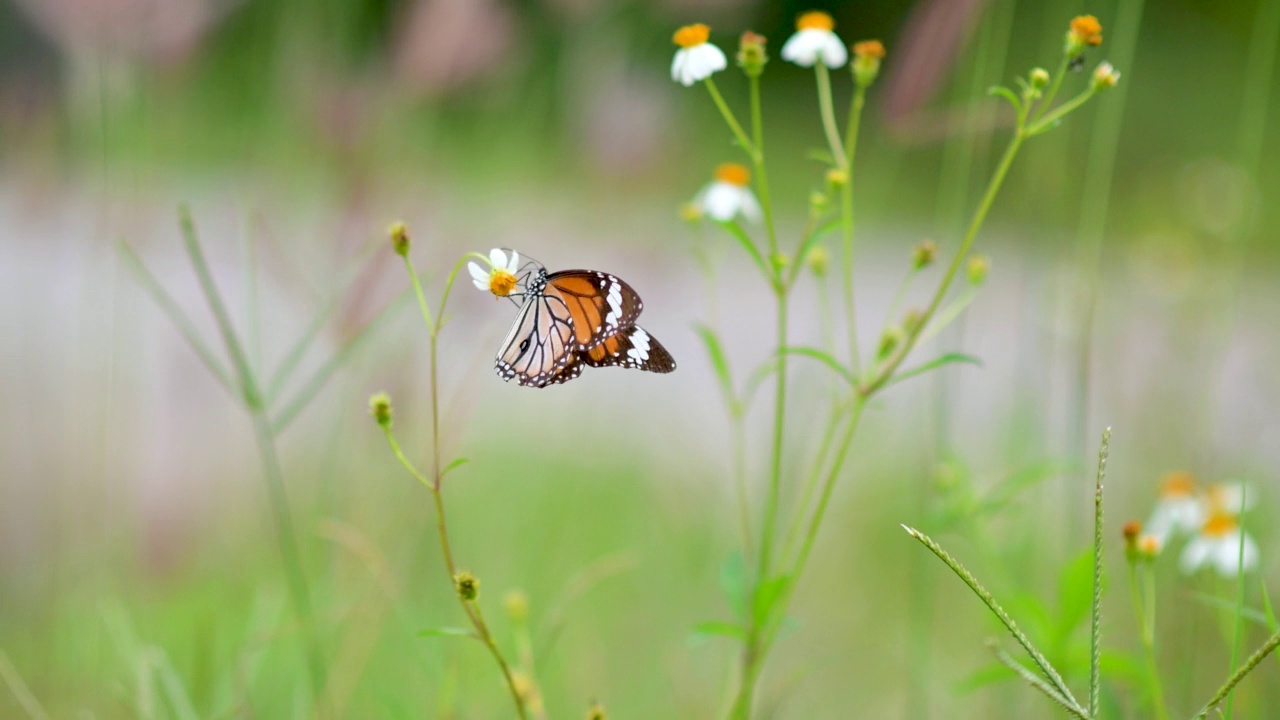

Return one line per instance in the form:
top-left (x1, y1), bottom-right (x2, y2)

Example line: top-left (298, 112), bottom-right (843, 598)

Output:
top-left (389, 222), bottom-right (410, 256)
top-left (1030, 68), bottom-right (1050, 89)
top-left (912, 240), bottom-right (937, 269)
top-left (771, 252), bottom-right (790, 272)
top-left (368, 392), bottom-right (392, 428)
top-left (852, 40), bottom-right (886, 87)
top-left (806, 246), bottom-right (829, 278)
top-left (1138, 535), bottom-right (1161, 561)
top-left (1091, 62), bottom-right (1121, 91)
top-left (679, 202), bottom-right (703, 223)
top-left (453, 571), bottom-right (479, 601)
top-left (877, 324), bottom-right (904, 359)
top-left (809, 190), bottom-right (830, 213)
top-left (902, 308), bottom-right (924, 334)
top-left (1065, 15), bottom-right (1103, 56)
top-left (1122, 519), bottom-right (1142, 561)
top-left (737, 31), bottom-right (768, 77)
top-left (586, 702), bottom-right (608, 720)
top-left (825, 168), bottom-right (848, 188)
top-left (504, 590), bottom-right (529, 622)
top-left (966, 255), bottom-right (990, 285)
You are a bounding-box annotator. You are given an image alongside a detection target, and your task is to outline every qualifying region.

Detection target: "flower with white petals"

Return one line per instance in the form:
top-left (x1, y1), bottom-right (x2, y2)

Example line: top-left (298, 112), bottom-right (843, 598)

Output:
top-left (1203, 480), bottom-right (1255, 515)
top-left (1144, 471), bottom-right (1204, 546)
top-left (1179, 511), bottom-right (1259, 577)
top-left (781, 11), bottom-right (847, 69)
top-left (694, 163), bottom-right (761, 222)
top-left (671, 24), bottom-right (727, 87)
top-left (469, 248), bottom-right (520, 297)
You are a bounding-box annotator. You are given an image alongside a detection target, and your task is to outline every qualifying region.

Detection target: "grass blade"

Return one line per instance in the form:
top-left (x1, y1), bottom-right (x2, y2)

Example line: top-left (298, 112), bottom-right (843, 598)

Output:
top-left (881, 352), bottom-right (982, 390)
top-left (0, 649), bottom-right (50, 720)
top-left (272, 289), bottom-right (412, 434)
top-left (117, 240), bottom-right (238, 401)
top-left (987, 641), bottom-right (1087, 719)
top-left (718, 220), bottom-right (773, 285)
top-left (901, 524), bottom-right (1084, 714)
top-left (779, 346), bottom-right (855, 386)
top-left (695, 324), bottom-right (738, 413)
top-left (1090, 428), bottom-right (1111, 718)
top-left (1195, 630), bottom-right (1280, 719)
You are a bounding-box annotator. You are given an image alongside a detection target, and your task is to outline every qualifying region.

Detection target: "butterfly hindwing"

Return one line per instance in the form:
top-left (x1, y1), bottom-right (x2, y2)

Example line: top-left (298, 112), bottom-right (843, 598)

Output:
top-left (545, 270), bottom-right (644, 351)
top-left (495, 292), bottom-right (576, 387)
top-left (581, 325), bottom-right (675, 373)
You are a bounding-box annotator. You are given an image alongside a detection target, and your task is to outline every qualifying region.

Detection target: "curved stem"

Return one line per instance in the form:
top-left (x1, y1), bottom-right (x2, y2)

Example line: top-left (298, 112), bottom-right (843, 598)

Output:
top-left (814, 63), bottom-right (849, 168)
top-left (703, 77), bottom-right (757, 159)
top-left (841, 85), bottom-right (868, 376)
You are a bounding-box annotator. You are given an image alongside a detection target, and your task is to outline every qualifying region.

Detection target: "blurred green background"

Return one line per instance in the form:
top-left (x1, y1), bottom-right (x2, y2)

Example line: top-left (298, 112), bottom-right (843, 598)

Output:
top-left (1, 0), bottom-right (1278, 717)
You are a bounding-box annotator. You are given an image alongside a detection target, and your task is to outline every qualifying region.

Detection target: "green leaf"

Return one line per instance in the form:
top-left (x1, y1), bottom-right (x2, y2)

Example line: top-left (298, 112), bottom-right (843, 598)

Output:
top-left (780, 346), bottom-right (855, 386)
top-left (753, 575), bottom-right (792, 627)
top-left (442, 457), bottom-right (470, 478)
top-left (690, 621), bottom-right (746, 645)
top-left (1056, 549), bottom-right (1095, 642)
top-left (883, 353), bottom-right (982, 389)
top-left (695, 324), bottom-right (738, 413)
top-left (806, 148), bottom-right (837, 165)
top-left (417, 627), bottom-right (478, 640)
top-left (741, 358), bottom-right (781, 412)
top-left (720, 553), bottom-right (748, 620)
top-left (718, 220), bottom-right (775, 286)
top-left (988, 85), bottom-right (1023, 113)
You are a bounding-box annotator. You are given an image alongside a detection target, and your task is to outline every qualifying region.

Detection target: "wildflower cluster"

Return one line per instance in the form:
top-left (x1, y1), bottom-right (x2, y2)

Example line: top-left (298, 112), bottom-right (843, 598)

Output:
top-left (1141, 472), bottom-right (1258, 576)
top-left (667, 11), bottom-right (1125, 718)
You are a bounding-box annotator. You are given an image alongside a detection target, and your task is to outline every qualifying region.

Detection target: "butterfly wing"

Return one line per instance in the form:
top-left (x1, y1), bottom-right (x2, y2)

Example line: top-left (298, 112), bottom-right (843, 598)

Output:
top-left (494, 291), bottom-right (577, 387)
top-left (581, 325), bottom-right (676, 373)
top-left (545, 271), bottom-right (644, 351)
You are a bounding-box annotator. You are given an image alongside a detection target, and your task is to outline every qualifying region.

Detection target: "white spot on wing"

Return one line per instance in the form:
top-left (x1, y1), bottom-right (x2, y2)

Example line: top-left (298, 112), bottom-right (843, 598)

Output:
top-left (626, 329), bottom-right (651, 362)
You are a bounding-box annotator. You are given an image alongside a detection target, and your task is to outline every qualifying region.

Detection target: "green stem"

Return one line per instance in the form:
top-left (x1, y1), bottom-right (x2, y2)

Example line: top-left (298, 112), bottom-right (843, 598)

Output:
top-left (779, 399), bottom-right (848, 563)
top-left (1224, 487), bottom-right (1251, 719)
top-left (748, 73), bottom-right (781, 259)
top-left (841, 85), bottom-right (868, 377)
top-left (703, 77), bottom-right (757, 160)
top-left (1132, 564), bottom-right (1170, 720)
top-left (861, 127), bottom-right (1026, 398)
top-left (1026, 88), bottom-right (1097, 136)
top-left (814, 63), bottom-right (849, 168)
top-left (1195, 630), bottom-right (1280, 719)
top-left (1032, 56), bottom-right (1072, 123)
top-left (1089, 428), bottom-right (1109, 718)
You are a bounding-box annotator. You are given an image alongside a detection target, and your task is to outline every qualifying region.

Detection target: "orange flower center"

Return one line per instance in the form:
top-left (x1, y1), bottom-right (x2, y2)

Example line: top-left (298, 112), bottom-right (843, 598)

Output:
top-left (796, 11), bottom-right (835, 32)
top-left (1121, 519), bottom-right (1142, 542)
top-left (1160, 471), bottom-right (1195, 498)
top-left (715, 162), bottom-right (751, 186)
top-left (489, 269), bottom-right (517, 297)
top-left (1201, 511), bottom-right (1239, 538)
top-left (853, 40), bottom-right (886, 59)
top-left (1138, 535), bottom-right (1161, 556)
top-left (673, 23), bottom-right (711, 48)
top-left (1070, 15), bottom-right (1103, 46)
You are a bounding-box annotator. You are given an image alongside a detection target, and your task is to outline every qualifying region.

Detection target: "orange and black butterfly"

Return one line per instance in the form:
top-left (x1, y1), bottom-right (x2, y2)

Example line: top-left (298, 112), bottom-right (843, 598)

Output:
top-left (494, 252), bottom-right (675, 388)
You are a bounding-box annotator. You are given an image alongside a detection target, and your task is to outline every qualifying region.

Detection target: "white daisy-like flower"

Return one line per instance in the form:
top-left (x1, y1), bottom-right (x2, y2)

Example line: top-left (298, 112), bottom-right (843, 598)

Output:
top-left (780, 11), bottom-right (848, 69)
top-left (694, 163), bottom-right (761, 223)
top-left (1203, 480), bottom-right (1255, 515)
top-left (1179, 511), bottom-right (1259, 577)
top-left (671, 24), bottom-right (727, 87)
top-left (1144, 471), bottom-right (1204, 546)
top-left (468, 248), bottom-right (520, 296)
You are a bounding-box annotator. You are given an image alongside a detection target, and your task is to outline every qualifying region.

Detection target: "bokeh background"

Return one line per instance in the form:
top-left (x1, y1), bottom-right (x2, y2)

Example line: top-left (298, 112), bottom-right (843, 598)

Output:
top-left (2, 0), bottom-right (1278, 717)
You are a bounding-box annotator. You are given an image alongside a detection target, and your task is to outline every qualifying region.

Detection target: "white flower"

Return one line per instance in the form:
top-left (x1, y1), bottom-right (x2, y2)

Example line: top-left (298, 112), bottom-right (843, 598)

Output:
top-left (671, 24), bottom-right (727, 87)
top-left (469, 248), bottom-right (520, 296)
top-left (694, 163), bottom-right (761, 222)
top-left (1203, 480), bottom-right (1255, 515)
top-left (1180, 512), bottom-right (1259, 577)
top-left (1144, 471), bottom-right (1203, 546)
top-left (780, 11), bottom-right (847, 69)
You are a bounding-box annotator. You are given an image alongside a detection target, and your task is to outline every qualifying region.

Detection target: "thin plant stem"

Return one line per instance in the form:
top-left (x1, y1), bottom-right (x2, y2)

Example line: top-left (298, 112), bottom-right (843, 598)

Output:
top-left (1224, 486), bottom-right (1251, 719)
top-left (1032, 55), bottom-right (1072, 123)
top-left (814, 63), bottom-right (849, 168)
top-left (1194, 630), bottom-right (1280, 719)
top-left (841, 84), bottom-right (868, 376)
top-left (392, 252), bottom-right (529, 719)
top-left (861, 124), bottom-right (1026, 397)
top-left (177, 207), bottom-right (324, 699)
top-left (779, 400), bottom-right (848, 563)
top-left (1127, 563), bottom-right (1170, 720)
top-left (1089, 428), bottom-right (1110, 718)
top-left (748, 73), bottom-right (780, 259)
top-left (901, 525), bottom-right (1085, 713)
top-left (988, 642), bottom-right (1087, 719)
top-left (703, 77), bottom-right (757, 160)
top-left (731, 412), bottom-right (753, 560)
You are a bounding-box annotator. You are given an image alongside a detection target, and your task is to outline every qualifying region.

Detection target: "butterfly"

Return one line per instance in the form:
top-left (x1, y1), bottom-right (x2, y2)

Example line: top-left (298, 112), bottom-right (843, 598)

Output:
top-left (492, 251), bottom-right (675, 388)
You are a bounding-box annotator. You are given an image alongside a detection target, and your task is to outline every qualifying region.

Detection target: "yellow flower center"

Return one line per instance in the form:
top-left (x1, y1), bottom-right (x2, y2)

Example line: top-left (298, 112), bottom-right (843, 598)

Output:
top-left (715, 162), bottom-right (751, 186)
top-left (489, 269), bottom-right (517, 297)
top-left (1070, 15), bottom-right (1103, 46)
top-left (1159, 471), bottom-right (1196, 498)
top-left (1201, 511), bottom-right (1239, 538)
top-left (1138, 535), bottom-right (1161, 557)
top-left (797, 11), bottom-right (835, 32)
top-left (673, 23), bottom-right (711, 48)
top-left (853, 40), bottom-right (886, 59)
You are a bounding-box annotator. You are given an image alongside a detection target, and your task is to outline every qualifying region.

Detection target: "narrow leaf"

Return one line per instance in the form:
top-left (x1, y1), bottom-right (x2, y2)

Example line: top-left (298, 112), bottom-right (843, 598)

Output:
top-left (988, 85), bottom-right (1023, 113)
top-left (1187, 593), bottom-right (1271, 626)
top-left (718, 220), bottom-right (774, 285)
top-left (417, 627), bottom-right (478, 640)
top-left (780, 346), bottom-right (855, 386)
top-left (695, 324), bottom-right (738, 412)
top-left (883, 353), bottom-right (982, 389)
top-left (442, 458), bottom-right (470, 478)
top-left (690, 621), bottom-right (746, 644)
top-left (989, 642), bottom-right (1089, 719)
top-left (117, 241), bottom-right (238, 400)
top-left (753, 575), bottom-right (792, 627)
top-left (741, 358), bottom-right (781, 412)
top-left (720, 553), bottom-right (748, 620)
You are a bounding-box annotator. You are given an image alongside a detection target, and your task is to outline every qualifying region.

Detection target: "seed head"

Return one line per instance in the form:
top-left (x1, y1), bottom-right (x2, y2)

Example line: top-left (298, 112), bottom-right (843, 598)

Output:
top-left (368, 392), bottom-right (392, 428)
top-left (453, 571), bottom-right (479, 601)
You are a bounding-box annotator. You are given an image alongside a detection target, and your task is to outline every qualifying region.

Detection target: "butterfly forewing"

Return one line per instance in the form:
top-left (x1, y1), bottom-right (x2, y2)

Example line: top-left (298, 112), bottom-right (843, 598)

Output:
top-left (546, 271), bottom-right (643, 351)
top-left (495, 291), bottom-right (576, 387)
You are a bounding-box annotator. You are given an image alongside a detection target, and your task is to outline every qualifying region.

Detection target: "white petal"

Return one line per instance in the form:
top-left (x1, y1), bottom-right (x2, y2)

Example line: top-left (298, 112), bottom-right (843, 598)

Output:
top-left (1179, 537), bottom-right (1212, 574)
top-left (819, 35), bottom-right (849, 69)
top-left (1208, 481), bottom-right (1254, 513)
top-left (701, 182), bottom-right (742, 222)
top-left (1169, 498), bottom-right (1205, 534)
top-left (736, 187), bottom-right (762, 222)
top-left (489, 248), bottom-right (507, 269)
top-left (781, 30), bottom-right (828, 67)
top-left (468, 261), bottom-right (489, 291)
top-left (1212, 533), bottom-right (1259, 577)
top-left (671, 49), bottom-right (688, 84)
top-left (505, 250), bottom-right (519, 274)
